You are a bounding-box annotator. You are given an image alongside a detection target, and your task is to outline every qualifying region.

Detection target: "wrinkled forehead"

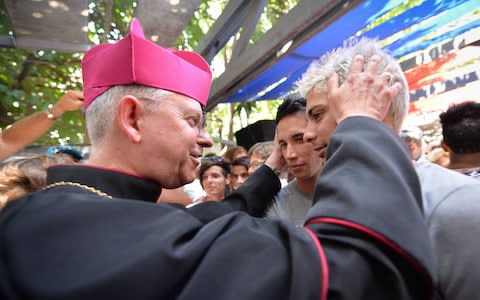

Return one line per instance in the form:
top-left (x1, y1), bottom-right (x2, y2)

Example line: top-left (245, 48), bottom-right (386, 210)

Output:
top-left (162, 92), bottom-right (204, 112)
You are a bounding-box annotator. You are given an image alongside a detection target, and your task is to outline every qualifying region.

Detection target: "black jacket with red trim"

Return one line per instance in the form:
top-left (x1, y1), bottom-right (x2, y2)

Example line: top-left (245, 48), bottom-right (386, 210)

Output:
top-left (0, 116), bottom-right (433, 299)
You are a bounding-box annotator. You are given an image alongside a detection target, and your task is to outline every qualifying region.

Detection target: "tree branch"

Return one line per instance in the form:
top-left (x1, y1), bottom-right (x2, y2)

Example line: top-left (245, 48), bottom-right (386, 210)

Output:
top-left (102, 0), bottom-right (114, 43)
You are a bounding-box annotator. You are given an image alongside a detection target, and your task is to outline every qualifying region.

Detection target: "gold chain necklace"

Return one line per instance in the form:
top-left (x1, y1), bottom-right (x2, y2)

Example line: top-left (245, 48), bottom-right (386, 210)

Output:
top-left (43, 181), bottom-right (112, 199)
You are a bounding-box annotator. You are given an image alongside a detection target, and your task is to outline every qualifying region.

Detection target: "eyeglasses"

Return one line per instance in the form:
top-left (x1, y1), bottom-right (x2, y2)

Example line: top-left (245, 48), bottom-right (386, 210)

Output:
top-left (248, 160), bottom-right (265, 169)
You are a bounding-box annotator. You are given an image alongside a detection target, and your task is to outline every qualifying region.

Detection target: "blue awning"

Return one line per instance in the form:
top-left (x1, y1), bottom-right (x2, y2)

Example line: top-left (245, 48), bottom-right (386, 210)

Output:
top-left (223, 0), bottom-right (479, 103)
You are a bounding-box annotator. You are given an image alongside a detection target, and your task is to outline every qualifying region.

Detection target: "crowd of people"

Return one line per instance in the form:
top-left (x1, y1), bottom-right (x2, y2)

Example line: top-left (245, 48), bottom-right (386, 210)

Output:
top-left (1, 17), bottom-right (480, 300)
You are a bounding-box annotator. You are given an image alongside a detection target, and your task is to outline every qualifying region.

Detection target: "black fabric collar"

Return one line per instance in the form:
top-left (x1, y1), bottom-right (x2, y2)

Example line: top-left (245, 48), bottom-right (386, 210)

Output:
top-left (47, 165), bottom-right (161, 203)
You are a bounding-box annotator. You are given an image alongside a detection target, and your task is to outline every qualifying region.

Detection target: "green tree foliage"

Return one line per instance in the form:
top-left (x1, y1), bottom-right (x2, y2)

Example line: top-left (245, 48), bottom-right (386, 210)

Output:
top-left (0, 0), bottom-right (299, 149)
top-left (179, 0), bottom-right (299, 149)
top-left (0, 0), bottom-right (136, 146)
top-left (0, 1), bottom-right (84, 145)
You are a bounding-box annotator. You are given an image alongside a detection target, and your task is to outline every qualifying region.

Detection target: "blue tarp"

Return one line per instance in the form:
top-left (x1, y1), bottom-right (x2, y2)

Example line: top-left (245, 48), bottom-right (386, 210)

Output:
top-left (223, 0), bottom-right (479, 103)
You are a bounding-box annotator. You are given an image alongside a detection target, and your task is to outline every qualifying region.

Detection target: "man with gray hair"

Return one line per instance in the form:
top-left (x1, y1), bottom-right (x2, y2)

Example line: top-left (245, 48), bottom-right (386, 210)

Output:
top-left (0, 20), bottom-right (433, 299)
top-left (297, 37), bottom-right (480, 300)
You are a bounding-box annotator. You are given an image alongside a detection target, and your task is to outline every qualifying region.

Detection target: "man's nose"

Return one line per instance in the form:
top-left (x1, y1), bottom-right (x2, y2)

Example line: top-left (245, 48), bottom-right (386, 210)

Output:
top-left (285, 144), bottom-right (297, 159)
top-left (198, 129), bottom-right (213, 148)
top-left (303, 124), bottom-right (316, 143)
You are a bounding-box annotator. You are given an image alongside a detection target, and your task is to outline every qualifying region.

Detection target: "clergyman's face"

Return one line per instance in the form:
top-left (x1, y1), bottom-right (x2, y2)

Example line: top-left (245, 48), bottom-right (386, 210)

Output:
top-left (303, 89), bottom-right (337, 162)
top-left (140, 93), bottom-right (212, 188)
top-left (277, 112), bottom-right (322, 181)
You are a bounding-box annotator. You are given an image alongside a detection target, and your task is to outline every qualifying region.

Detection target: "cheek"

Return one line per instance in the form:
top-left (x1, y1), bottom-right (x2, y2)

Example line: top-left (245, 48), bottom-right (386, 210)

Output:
top-left (297, 143), bottom-right (313, 155)
top-left (321, 118), bottom-right (336, 139)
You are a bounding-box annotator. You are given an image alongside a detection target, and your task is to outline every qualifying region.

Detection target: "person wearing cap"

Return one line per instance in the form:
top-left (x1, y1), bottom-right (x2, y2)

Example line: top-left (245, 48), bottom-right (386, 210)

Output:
top-left (46, 145), bottom-right (84, 162)
top-left (400, 126), bottom-right (425, 161)
top-left (0, 90), bottom-right (83, 161)
top-left (0, 20), bottom-right (433, 299)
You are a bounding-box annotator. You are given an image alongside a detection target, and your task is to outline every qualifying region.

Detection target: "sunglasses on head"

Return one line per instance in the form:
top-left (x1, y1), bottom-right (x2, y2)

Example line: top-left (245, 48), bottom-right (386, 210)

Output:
top-left (201, 156), bottom-right (225, 164)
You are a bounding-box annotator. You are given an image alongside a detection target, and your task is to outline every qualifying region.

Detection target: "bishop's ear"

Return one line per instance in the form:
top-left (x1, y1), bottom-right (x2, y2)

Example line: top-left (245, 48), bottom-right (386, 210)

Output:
top-left (117, 96), bottom-right (145, 144)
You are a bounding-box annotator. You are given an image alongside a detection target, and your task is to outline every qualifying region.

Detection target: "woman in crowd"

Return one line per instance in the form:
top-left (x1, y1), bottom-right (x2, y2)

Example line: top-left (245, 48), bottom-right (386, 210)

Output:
top-left (194, 156), bottom-right (231, 203)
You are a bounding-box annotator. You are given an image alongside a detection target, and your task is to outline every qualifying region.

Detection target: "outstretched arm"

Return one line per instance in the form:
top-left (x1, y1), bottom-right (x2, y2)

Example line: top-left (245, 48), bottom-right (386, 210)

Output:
top-left (0, 90), bottom-right (83, 161)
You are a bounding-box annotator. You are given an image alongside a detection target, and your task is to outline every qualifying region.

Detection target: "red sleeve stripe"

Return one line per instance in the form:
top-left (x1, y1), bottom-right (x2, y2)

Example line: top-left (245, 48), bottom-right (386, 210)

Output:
top-left (304, 227), bottom-right (328, 300)
top-left (305, 217), bottom-right (431, 289)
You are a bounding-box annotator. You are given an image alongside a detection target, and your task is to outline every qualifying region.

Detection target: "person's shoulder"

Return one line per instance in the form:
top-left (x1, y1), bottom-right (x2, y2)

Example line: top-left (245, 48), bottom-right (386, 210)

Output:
top-left (417, 161), bottom-right (480, 220)
top-left (430, 183), bottom-right (480, 216)
top-left (280, 180), bottom-right (297, 192)
top-left (415, 160), bottom-right (478, 188)
top-left (415, 160), bottom-right (480, 218)
top-left (276, 181), bottom-right (297, 200)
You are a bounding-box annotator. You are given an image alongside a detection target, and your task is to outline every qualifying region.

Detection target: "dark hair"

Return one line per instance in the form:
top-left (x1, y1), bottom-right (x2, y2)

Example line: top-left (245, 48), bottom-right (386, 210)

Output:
top-left (231, 156), bottom-right (249, 169)
top-left (198, 156), bottom-right (231, 181)
top-left (275, 94), bottom-right (306, 124)
top-left (440, 101), bottom-right (480, 154)
top-left (223, 145), bottom-right (247, 161)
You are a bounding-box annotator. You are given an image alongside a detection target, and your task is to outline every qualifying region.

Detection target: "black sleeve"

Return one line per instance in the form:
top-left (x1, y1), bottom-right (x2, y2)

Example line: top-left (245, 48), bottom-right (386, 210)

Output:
top-left (304, 116), bottom-right (434, 300)
top-left (223, 164), bottom-right (280, 216)
top-left (0, 118), bottom-right (435, 300)
top-left (186, 164), bottom-right (280, 223)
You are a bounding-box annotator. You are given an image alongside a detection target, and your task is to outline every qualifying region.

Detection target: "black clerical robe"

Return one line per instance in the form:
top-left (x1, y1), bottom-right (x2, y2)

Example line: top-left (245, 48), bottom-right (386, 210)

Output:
top-left (0, 117), bottom-right (434, 299)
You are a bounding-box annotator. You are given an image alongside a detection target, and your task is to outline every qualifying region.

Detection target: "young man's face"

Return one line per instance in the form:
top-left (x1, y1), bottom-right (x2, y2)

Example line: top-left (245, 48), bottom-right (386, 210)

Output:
top-left (230, 165), bottom-right (249, 190)
top-left (303, 89), bottom-right (338, 161)
top-left (277, 112), bottom-right (323, 181)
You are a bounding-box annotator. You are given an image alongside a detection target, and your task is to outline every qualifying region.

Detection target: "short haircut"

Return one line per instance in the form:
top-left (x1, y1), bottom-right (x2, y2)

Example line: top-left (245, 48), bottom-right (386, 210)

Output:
top-left (85, 84), bottom-right (172, 145)
top-left (275, 94), bottom-right (306, 124)
top-left (296, 37), bottom-right (409, 132)
top-left (223, 145), bottom-right (247, 161)
top-left (231, 156), bottom-right (249, 169)
top-left (248, 141), bottom-right (274, 160)
top-left (198, 156), bottom-right (231, 182)
top-left (440, 101), bottom-right (480, 154)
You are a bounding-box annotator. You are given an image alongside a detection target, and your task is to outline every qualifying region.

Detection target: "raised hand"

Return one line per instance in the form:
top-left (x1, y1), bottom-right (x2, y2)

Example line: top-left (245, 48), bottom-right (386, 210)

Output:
top-left (265, 129), bottom-right (286, 175)
top-left (51, 90), bottom-right (84, 117)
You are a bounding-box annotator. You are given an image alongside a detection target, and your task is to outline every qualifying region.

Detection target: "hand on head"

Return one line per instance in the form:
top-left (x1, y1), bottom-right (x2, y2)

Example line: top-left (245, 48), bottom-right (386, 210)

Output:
top-left (327, 54), bottom-right (402, 124)
top-left (265, 130), bottom-right (286, 174)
